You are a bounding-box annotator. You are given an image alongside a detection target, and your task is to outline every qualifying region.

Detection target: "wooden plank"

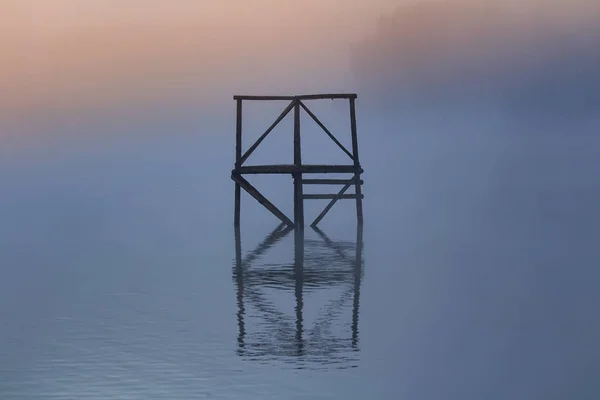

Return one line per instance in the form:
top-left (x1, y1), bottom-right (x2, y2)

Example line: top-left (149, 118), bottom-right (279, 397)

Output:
top-left (302, 165), bottom-right (362, 174)
top-left (349, 98), bottom-right (364, 225)
top-left (235, 165), bottom-right (295, 174)
top-left (299, 101), bottom-right (354, 161)
top-left (234, 183), bottom-right (241, 226)
top-left (296, 93), bottom-right (357, 100)
top-left (235, 99), bottom-right (243, 167)
top-left (349, 98), bottom-right (360, 166)
top-left (293, 100), bottom-right (304, 230)
top-left (239, 100), bottom-right (295, 165)
top-left (235, 164), bottom-right (362, 174)
top-left (234, 95), bottom-right (296, 101)
top-left (355, 175), bottom-right (364, 225)
top-left (303, 194), bottom-right (364, 200)
top-left (234, 225), bottom-right (242, 269)
top-left (231, 173), bottom-right (294, 227)
top-left (302, 179), bottom-right (364, 185)
top-left (235, 99), bottom-right (242, 226)
top-left (310, 175), bottom-right (359, 227)
top-left (233, 93), bottom-right (357, 101)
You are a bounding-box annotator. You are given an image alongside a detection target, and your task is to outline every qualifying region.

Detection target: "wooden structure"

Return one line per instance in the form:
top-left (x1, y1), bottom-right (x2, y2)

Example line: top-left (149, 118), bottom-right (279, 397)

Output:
top-left (233, 223), bottom-right (364, 367)
top-left (231, 93), bottom-right (364, 229)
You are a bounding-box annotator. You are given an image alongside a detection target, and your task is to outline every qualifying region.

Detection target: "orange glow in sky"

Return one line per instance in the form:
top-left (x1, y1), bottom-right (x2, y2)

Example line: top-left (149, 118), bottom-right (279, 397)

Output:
top-left (1, 0), bottom-right (597, 122)
top-left (1, 0), bottom-right (399, 120)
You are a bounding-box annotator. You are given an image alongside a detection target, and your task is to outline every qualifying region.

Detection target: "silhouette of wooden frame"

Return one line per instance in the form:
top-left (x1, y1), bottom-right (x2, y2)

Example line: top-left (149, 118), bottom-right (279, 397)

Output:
top-left (231, 94), bottom-right (364, 229)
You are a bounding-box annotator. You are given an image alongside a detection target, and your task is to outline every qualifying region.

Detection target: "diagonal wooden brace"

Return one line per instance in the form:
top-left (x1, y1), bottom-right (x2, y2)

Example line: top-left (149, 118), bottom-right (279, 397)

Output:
top-left (310, 174), bottom-right (359, 228)
top-left (299, 101), bottom-right (354, 161)
top-left (239, 100), bottom-right (295, 165)
top-left (231, 173), bottom-right (294, 228)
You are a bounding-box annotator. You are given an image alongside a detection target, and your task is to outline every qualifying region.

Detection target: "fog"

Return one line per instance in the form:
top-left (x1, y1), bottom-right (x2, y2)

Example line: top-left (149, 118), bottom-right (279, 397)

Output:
top-left (353, 0), bottom-right (600, 118)
top-left (1, 1), bottom-right (599, 399)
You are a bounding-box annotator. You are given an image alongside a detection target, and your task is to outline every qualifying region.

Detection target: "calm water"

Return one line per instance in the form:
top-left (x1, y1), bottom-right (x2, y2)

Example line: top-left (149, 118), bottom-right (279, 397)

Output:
top-left (1, 111), bottom-right (599, 399)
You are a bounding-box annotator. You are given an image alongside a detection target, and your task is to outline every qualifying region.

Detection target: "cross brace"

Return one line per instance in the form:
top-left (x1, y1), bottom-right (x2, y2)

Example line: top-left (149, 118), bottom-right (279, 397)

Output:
top-left (231, 173), bottom-right (294, 227)
top-left (233, 93), bottom-right (364, 229)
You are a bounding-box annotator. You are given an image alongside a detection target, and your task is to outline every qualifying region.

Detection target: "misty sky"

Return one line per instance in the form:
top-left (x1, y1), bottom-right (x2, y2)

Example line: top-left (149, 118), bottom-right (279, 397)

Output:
top-left (2, 0), bottom-right (598, 132)
top-left (1, 1), bottom-right (400, 120)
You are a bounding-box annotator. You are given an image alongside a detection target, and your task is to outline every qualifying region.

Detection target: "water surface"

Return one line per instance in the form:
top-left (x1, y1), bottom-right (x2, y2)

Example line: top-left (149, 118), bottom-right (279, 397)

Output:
top-left (1, 111), bottom-right (599, 399)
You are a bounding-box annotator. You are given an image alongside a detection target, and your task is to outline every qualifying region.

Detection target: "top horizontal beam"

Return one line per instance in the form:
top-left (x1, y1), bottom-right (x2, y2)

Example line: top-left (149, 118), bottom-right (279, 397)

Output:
top-left (233, 93), bottom-right (357, 101)
top-left (233, 164), bottom-right (363, 175)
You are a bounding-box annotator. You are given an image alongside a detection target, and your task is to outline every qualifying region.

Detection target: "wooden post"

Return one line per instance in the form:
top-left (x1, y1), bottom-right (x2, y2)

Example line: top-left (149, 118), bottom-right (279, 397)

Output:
top-left (293, 99), bottom-right (304, 230)
top-left (232, 93), bottom-right (363, 229)
top-left (234, 99), bottom-right (243, 227)
top-left (349, 98), bottom-right (363, 226)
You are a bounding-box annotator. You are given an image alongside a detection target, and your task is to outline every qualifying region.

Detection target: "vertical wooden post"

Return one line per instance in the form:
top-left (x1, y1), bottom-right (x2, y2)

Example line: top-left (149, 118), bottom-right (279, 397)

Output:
top-left (234, 99), bottom-right (242, 227)
top-left (293, 99), bottom-right (305, 353)
top-left (293, 99), bottom-right (304, 230)
top-left (349, 98), bottom-right (363, 226)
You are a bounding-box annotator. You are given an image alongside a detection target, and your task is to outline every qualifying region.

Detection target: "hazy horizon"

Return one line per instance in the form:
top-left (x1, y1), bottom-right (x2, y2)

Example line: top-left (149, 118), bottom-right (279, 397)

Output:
top-left (2, 1), bottom-right (400, 123)
top-left (3, 0), bottom-right (599, 128)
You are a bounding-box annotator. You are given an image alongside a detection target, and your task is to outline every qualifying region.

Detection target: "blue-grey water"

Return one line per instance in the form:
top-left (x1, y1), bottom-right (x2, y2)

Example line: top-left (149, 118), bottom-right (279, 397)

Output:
top-left (1, 110), bottom-right (599, 399)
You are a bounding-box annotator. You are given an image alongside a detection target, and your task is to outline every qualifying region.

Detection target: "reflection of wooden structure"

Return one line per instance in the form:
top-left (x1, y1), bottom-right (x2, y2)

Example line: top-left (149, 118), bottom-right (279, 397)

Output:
top-left (233, 224), bottom-right (364, 368)
top-left (231, 94), bottom-right (364, 229)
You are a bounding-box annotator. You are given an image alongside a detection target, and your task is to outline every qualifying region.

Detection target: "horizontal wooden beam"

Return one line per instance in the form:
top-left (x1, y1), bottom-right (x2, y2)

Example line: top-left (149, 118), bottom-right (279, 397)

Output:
top-left (233, 164), bottom-right (363, 175)
top-left (303, 194), bottom-right (364, 200)
top-left (302, 179), bottom-right (364, 185)
top-left (233, 93), bottom-right (357, 101)
top-left (310, 174), bottom-right (360, 227)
